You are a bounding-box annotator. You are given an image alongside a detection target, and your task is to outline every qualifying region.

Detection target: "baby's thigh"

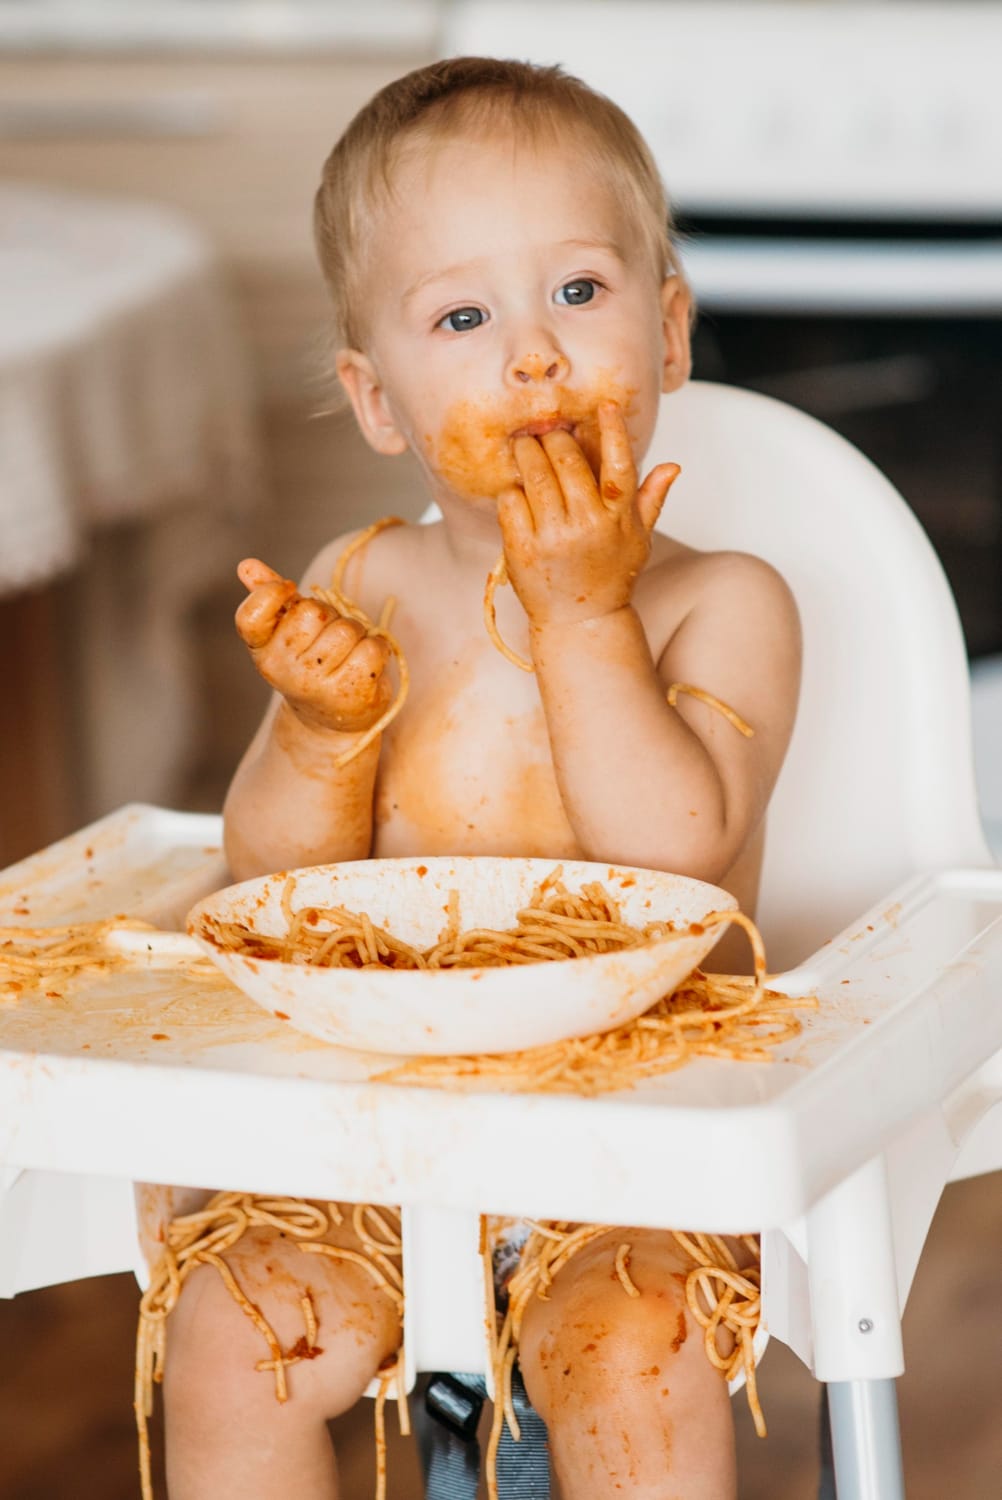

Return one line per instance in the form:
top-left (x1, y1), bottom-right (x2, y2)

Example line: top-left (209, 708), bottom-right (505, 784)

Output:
top-left (164, 1216), bottom-right (401, 1427)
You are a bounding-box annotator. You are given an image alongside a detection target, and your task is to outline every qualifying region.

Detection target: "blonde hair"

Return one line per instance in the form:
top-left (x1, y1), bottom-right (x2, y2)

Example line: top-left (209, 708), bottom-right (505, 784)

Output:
top-left (314, 56), bottom-right (687, 350)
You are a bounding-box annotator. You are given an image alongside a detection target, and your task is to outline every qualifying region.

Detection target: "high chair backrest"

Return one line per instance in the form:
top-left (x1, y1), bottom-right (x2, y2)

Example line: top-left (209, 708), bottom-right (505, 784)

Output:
top-left (421, 379), bottom-right (990, 972)
top-left (650, 380), bottom-right (990, 969)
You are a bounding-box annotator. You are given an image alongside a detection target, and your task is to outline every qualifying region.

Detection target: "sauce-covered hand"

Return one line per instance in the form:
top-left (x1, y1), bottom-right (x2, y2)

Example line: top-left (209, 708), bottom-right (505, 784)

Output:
top-left (235, 559), bottom-right (393, 733)
top-left (498, 402), bottom-right (680, 629)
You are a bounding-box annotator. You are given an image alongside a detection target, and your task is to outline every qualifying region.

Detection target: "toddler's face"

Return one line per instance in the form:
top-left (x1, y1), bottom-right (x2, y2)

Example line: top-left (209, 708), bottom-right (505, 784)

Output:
top-left (339, 132), bottom-right (689, 509)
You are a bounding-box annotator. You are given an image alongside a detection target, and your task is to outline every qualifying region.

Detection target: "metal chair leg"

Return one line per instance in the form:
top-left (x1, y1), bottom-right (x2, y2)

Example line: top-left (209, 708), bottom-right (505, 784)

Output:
top-left (818, 1385), bottom-right (836, 1500)
top-left (826, 1378), bottom-right (906, 1500)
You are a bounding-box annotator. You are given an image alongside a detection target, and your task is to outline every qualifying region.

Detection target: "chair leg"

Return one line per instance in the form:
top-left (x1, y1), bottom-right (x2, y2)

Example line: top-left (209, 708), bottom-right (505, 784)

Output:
top-left (817, 1385), bottom-right (836, 1500)
top-left (826, 1378), bottom-right (906, 1500)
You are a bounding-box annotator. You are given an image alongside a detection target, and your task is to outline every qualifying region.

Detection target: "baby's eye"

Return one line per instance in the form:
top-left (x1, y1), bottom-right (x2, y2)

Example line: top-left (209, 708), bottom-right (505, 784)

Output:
top-left (438, 306), bottom-right (488, 333)
top-left (555, 278), bottom-right (598, 307)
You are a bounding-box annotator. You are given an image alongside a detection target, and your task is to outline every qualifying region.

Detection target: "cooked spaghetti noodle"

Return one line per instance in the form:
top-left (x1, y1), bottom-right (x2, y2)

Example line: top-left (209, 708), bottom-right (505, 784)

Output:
top-left (0, 917), bottom-right (226, 1000)
top-left (203, 867), bottom-right (677, 972)
top-left (135, 1193), bottom-right (407, 1500)
top-left (310, 516), bottom-right (409, 769)
top-left (378, 908), bottom-right (816, 1095)
top-left (482, 551), bottom-right (755, 735)
top-left (308, 518), bottom-right (754, 746)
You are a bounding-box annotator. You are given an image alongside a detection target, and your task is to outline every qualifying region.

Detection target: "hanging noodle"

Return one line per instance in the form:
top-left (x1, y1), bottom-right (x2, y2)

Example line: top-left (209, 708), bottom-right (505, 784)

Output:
top-left (135, 1193), bottom-right (407, 1500)
top-left (482, 550), bottom-right (756, 736)
top-left (310, 516), bottom-right (410, 769)
top-left (483, 554), bottom-right (534, 673)
top-left (305, 518), bottom-right (754, 752)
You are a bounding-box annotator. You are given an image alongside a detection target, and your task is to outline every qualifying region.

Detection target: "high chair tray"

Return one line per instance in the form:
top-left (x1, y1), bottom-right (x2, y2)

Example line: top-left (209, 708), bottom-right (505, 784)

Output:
top-left (2, 804), bottom-right (1001, 1233)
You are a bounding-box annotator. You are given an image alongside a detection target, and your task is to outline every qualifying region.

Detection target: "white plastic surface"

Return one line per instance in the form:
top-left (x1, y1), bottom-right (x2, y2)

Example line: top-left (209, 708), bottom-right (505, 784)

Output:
top-left (4, 805), bottom-right (1002, 1388)
top-left (186, 858), bottom-right (734, 1055)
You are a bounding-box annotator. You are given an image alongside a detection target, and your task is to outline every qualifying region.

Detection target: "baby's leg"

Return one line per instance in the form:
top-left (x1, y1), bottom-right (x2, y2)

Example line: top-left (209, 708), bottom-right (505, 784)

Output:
top-left (518, 1228), bottom-right (740, 1499)
top-left (163, 1211), bottom-right (401, 1500)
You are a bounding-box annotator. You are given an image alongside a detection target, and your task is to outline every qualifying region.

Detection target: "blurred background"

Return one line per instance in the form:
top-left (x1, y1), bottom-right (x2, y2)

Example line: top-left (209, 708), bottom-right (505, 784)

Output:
top-left (1, 1), bottom-right (1001, 1496)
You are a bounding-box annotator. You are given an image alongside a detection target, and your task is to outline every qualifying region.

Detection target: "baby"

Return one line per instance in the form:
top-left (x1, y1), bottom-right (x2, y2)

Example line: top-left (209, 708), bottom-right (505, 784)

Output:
top-left (164, 57), bottom-right (801, 1500)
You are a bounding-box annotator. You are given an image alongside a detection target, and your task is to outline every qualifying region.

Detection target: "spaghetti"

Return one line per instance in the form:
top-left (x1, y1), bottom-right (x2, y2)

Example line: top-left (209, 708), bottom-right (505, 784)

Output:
top-left (310, 516), bottom-right (410, 769)
top-left (0, 917), bottom-right (226, 1000)
top-left (482, 551), bottom-right (756, 736)
top-left (377, 909), bottom-right (817, 1096)
top-left (204, 867), bottom-right (678, 972)
top-left (135, 1193), bottom-right (407, 1500)
top-left (311, 518), bottom-right (754, 750)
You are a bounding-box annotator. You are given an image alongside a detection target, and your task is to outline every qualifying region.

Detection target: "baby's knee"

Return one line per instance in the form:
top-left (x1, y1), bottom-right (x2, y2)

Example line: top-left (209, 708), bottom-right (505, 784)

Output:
top-left (162, 1236), bottom-right (397, 1428)
top-left (518, 1244), bottom-right (725, 1429)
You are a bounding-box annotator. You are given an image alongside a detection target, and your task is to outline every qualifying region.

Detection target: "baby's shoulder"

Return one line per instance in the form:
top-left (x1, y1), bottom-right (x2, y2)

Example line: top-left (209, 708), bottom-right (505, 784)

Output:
top-left (640, 536), bottom-right (800, 645)
top-left (299, 517), bottom-right (424, 608)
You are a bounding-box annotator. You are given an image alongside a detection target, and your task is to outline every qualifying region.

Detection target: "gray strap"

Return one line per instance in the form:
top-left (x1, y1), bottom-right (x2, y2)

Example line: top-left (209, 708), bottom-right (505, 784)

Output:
top-left (422, 1369), bottom-right (550, 1500)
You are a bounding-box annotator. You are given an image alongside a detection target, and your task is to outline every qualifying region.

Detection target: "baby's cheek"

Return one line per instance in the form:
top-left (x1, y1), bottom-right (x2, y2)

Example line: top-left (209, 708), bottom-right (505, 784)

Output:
top-left (430, 404), bottom-right (518, 499)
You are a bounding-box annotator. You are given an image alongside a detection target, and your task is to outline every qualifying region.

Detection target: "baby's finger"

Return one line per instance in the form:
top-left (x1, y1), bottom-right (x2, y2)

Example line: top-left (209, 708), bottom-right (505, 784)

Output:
top-left (512, 434), bottom-right (567, 528)
top-left (238, 557), bottom-right (286, 592)
top-left (539, 428), bottom-right (600, 521)
top-left (497, 484), bottom-right (535, 545)
top-left (308, 615), bottom-right (381, 675)
top-left (325, 634), bottom-right (394, 711)
top-left (275, 599), bottom-right (357, 662)
top-left (636, 462), bottom-right (682, 534)
top-left (597, 402), bottom-right (637, 508)
top-left (235, 577), bottom-right (299, 648)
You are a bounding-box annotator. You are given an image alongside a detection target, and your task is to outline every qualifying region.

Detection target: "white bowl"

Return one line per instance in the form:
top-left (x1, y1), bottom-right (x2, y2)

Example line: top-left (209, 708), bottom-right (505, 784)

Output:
top-left (186, 857), bottom-right (735, 1057)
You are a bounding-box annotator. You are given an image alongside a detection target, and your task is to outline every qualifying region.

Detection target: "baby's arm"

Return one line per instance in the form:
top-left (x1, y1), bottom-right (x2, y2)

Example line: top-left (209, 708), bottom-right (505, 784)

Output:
top-left (223, 543), bottom-right (392, 880)
top-left (501, 408), bottom-right (801, 884)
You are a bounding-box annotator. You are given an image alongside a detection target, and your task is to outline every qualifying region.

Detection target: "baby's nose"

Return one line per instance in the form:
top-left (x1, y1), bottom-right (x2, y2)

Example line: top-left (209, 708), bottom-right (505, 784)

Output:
top-left (509, 348), bottom-right (570, 385)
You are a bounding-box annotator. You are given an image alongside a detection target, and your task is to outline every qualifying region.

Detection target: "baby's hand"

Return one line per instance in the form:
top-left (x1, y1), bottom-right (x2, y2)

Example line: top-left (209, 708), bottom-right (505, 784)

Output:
top-left (498, 403), bottom-right (680, 629)
top-left (235, 559), bottom-right (393, 734)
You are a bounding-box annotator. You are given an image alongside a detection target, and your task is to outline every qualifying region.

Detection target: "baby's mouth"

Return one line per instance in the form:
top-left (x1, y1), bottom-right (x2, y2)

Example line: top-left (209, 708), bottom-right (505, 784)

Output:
top-left (509, 415), bottom-right (576, 441)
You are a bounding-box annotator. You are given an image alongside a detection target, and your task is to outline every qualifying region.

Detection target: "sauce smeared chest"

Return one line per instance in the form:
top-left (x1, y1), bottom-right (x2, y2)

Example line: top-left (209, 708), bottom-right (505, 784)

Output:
top-left (372, 649), bottom-right (581, 859)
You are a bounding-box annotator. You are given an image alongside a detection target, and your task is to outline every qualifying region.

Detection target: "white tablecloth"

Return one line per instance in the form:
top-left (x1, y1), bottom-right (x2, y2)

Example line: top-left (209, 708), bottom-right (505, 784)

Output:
top-left (0, 183), bottom-right (261, 815)
top-left (0, 182), bottom-right (258, 593)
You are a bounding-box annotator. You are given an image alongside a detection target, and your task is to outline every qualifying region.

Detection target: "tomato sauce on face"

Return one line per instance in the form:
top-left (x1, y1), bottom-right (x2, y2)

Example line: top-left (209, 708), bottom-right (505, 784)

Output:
top-left (428, 374), bottom-right (638, 499)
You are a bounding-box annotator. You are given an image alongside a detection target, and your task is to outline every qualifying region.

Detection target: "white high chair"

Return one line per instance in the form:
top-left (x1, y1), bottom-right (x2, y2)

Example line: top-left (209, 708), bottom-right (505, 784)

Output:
top-left (1, 379), bottom-right (1000, 1500)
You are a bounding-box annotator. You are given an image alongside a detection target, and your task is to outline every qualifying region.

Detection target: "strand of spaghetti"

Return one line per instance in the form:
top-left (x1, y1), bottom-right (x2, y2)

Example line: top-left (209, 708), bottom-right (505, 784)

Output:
top-left (667, 682), bottom-right (755, 738)
top-left (481, 557), bottom-right (756, 741)
top-left (614, 1242), bottom-right (641, 1297)
top-left (199, 1251), bottom-right (289, 1402)
top-left (484, 553), bottom-right (534, 672)
top-left (374, 1363), bottom-right (394, 1500)
top-left (297, 1241), bottom-right (404, 1307)
top-left (354, 1203), bottom-right (405, 1255)
top-left (302, 1291), bottom-right (318, 1346)
top-left (311, 517), bottom-right (410, 769)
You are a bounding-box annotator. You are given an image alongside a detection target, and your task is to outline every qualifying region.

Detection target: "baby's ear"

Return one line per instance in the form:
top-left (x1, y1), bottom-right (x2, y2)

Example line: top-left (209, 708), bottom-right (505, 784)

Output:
top-left (659, 275), bottom-right (693, 394)
top-left (335, 350), bottom-right (409, 456)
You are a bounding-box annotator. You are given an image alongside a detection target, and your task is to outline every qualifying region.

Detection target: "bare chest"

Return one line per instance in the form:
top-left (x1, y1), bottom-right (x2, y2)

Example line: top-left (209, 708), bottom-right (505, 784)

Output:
top-left (372, 643), bottom-right (582, 860)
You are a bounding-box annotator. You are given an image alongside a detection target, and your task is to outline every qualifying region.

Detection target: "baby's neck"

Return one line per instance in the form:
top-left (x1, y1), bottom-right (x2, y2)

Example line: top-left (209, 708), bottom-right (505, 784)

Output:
top-left (431, 495), bottom-right (506, 575)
